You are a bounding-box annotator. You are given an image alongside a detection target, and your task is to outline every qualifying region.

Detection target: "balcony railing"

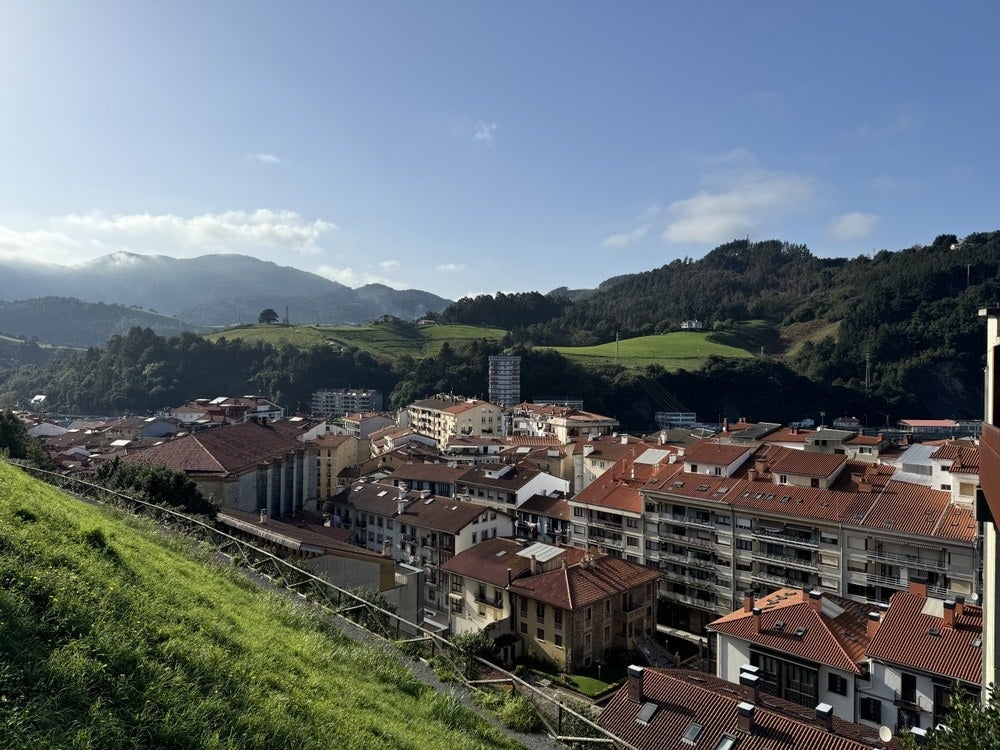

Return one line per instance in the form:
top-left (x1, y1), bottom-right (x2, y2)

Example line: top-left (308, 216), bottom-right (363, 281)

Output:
top-left (660, 590), bottom-right (719, 610)
top-left (661, 532), bottom-right (715, 550)
top-left (865, 549), bottom-right (949, 572)
top-left (474, 592), bottom-right (504, 609)
top-left (589, 535), bottom-right (623, 549)
top-left (752, 570), bottom-right (815, 588)
top-left (657, 551), bottom-right (718, 570)
top-left (669, 514), bottom-right (715, 531)
top-left (757, 551), bottom-right (818, 571)
top-left (866, 573), bottom-right (907, 589)
top-left (750, 529), bottom-right (819, 548)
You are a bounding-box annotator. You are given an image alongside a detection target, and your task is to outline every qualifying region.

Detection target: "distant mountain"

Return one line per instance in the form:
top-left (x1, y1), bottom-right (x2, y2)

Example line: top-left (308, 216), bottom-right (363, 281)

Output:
top-left (0, 297), bottom-right (202, 348)
top-left (0, 253), bottom-right (452, 326)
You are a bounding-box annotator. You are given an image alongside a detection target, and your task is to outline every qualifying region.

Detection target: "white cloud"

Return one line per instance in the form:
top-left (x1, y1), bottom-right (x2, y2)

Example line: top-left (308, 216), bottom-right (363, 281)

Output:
top-left (379, 259), bottom-right (401, 271)
top-left (473, 121), bottom-right (497, 145)
top-left (0, 209), bottom-right (336, 265)
top-left (855, 105), bottom-right (919, 140)
top-left (437, 263), bottom-right (466, 272)
top-left (662, 168), bottom-right (816, 245)
top-left (315, 265), bottom-right (407, 290)
top-left (827, 211), bottom-right (880, 241)
top-left (247, 152), bottom-right (281, 164)
top-left (602, 225), bottom-right (650, 248)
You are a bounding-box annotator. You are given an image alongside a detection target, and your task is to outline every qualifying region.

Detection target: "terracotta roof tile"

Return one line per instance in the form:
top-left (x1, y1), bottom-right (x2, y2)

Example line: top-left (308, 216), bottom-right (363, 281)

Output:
top-left (507, 554), bottom-right (660, 610)
top-left (681, 439), bottom-right (752, 466)
top-left (709, 588), bottom-right (870, 674)
top-left (769, 450), bottom-right (847, 478)
top-left (867, 591), bottom-right (982, 685)
top-left (600, 668), bottom-right (894, 750)
top-left (441, 537), bottom-right (585, 587)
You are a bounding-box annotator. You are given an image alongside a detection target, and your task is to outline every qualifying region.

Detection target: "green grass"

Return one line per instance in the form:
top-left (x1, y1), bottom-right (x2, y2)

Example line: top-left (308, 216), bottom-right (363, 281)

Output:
top-left (542, 331), bottom-right (755, 370)
top-left (0, 463), bottom-right (522, 750)
top-left (206, 323), bottom-right (507, 360)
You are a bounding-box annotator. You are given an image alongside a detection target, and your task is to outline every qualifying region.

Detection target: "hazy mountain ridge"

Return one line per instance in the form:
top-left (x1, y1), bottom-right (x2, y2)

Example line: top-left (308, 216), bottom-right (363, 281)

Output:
top-left (0, 253), bottom-right (452, 328)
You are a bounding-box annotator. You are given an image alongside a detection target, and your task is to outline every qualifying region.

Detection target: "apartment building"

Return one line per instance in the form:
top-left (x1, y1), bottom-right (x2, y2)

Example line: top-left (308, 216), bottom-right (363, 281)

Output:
top-left (510, 402), bottom-right (619, 442)
top-left (863, 580), bottom-right (982, 733)
top-left (456, 462), bottom-right (569, 511)
top-left (507, 553), bottom-right (661, 671)
top-left (487, 354), bottom-right (521, 408)
top-left (407, 394), bottom-right (502, 447)
top-left (710, 589), bottom-right (871, 721)
top-left (310, 388), bottom-right (383, 418)
top-left (314, 433), bottom-right (366, 499)
top-left (330, 481), bottom-right (514, 629)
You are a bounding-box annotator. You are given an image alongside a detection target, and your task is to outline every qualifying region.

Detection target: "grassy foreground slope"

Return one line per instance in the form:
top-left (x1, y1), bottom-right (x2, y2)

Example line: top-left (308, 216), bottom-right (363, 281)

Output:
top-left (0, 463), bottom-right (520, 750)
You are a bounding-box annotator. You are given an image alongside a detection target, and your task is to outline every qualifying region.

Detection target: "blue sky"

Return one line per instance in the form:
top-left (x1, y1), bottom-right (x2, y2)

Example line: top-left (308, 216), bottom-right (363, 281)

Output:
top-left (0, 2), bottom-right (997, 301)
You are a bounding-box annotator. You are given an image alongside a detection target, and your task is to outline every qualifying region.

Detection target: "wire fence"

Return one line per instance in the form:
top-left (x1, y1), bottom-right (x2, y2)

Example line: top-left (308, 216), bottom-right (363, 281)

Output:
top-left (8, 460), bottom-right (637, 750)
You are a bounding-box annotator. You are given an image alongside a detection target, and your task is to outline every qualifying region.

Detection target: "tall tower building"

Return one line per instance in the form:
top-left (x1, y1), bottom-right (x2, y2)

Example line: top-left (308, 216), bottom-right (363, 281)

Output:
top-left (978, 308), bottom-right (1000, 698)
top-left (488, 354), bottom-right (521, 408)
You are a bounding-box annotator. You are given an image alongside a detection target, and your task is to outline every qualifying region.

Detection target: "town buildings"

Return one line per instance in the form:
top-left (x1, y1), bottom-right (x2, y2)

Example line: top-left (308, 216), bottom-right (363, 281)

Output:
top-left (487, 354), bottom-right (521, 408)
top-left (406, 394), bottom-right (502, 447)
top-left (310, 387), bottom-right (383, 418)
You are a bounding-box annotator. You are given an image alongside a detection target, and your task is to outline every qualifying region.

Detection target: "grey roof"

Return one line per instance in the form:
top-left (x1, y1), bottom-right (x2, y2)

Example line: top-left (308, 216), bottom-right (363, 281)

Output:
top-left (516, 541), bottom-right (565, 563)
top-left (634, 448), bottom-right (672, 465)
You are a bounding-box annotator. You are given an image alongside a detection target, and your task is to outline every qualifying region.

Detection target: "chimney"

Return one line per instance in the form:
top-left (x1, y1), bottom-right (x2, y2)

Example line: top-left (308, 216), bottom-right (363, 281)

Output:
top-left (258, 509), bottom-right (268, 524)
top-left (815, 703), bottom-right (834, 733)
top-left (909, 577), bottom-right (929, 598)
top-left (752, 606), bottom-right (762, 632)
top-left (809, 589), bottom-right (823, 613)
top-left (754, 459), bottom-right (767, 474)
top-left (739, 672), bottom-right (760, 704)
top-left (621, 434), bottom-right (628, 445)
top-left (867, 611), bottom-right (881, 640)
top-left (507, 568), bottom-right (513, 586)
top-left (747, 468), bottom-right (757, 481)
top-left (743, 591), bottom-right (754, 613)
top-left (737, 702), bottom-right (755, 734)
top-left (531, 554), bottom-right (540, 575)
top-left (955, 594), bottom-right (966, 617)
top-left (627, 665), bottom-right (645, 703)
top-left (943, 599), bottom-right (956, 629)
top-left (723, 418), bottom-right (729, 432)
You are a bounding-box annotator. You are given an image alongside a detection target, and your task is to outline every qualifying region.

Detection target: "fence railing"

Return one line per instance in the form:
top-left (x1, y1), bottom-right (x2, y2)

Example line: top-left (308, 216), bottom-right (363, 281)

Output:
top-left (8, 460), bottom-right (636, 750)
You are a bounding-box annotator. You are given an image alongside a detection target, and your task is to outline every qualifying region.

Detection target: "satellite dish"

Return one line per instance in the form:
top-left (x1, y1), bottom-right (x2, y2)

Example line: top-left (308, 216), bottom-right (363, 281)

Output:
top-left (878, 726), bottom-right (892, 743)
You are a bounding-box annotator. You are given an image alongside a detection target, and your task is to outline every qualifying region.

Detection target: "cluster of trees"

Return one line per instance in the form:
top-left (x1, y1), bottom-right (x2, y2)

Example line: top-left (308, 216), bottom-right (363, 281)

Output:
top-left (94, 457), bottom-right (216, 517)
top-left (0, 327), bottom-right (401, 416)
top-left (0, 410), bottom-right (52, 466)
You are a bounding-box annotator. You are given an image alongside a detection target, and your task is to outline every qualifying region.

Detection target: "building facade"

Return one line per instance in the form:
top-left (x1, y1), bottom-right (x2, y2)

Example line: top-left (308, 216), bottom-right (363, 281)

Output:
top-left (488, 355), bottom-right (521, 408)
top-left (310, 388), bottom-right (383, 418)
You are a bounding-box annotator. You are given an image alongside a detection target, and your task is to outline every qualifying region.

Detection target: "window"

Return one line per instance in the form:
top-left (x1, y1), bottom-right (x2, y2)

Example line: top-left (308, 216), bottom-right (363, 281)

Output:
top-left (860, 697), bottom-right (882, 723)
top-left (901, 673), bottom-right (917, 703)
top-left (810, 478), bottom-right (820, 488)
top-left (554, 609), bottom-right (563, 629)
top-left (690, 464), bottom-right (698, 472)
top-left (536, 603), bottom-right (545, 622)
top-left (828, 673), bottom-right (848, 696)
top-left (554, 634), bottom-right (563, 647)
top-left (386, 520), bottom-right (393, 530)
top-left (520, 622), bottom-right (527, 634)
top-left (470, 532), bottom-right (477, 543)
top-left (451, 576), bottom-right (463, 593)
top-left (520, 598), bottom-right (528, 616)
top-left (537, 628), bottom-right (545, 641)
top-left (626, 536), bottom-right (639, 547)
top-left (626, 517), bottom-right (639, 528)
top-left (586, 607), bottom-right (592, 622)
top-left (573, 507), bottom-right (584, 517)
top-left (779, 474), bottom-right (788, 484)
top-left (736, 539), bottom-right (753, 551)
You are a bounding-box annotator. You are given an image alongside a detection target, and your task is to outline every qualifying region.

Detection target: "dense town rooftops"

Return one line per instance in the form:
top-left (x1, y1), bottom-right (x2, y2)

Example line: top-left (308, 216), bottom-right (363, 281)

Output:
top-left (600, 668), bottom-right (893, 750)
top-left (440, 537), bottom-right (586, 587)
top-left (507, 553), bottom-right (660, 610)
top-left (388, 462), bottom-right (468, 484)
top-left (680, 439), bottom-right (752, 467)
top-left (341, 481), bottom-right (499, 534)
top-left (458, 462), bottom-right (542, 490)
top-left (573, 454), bottom-right (682, 513)
top-left (125, 420), bottom-right (304, 477)
top-left (768, 450), bottom-right (847, 478)
top-left (709, 588), bottom-right (871, 675)
top-left (867, 589), bottom-right (982, 685)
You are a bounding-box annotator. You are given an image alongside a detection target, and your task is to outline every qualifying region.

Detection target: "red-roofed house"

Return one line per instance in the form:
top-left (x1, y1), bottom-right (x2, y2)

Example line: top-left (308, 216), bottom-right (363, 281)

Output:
top-left (507, 553), bottom-right (660, 671)
top-left (600, 667), bottom-right (896, 750)
top-left (709, 588), bottom-right (872, 721)
top-left (863, 581), bottom-right (982, 732)
top-left (406, 394), bottom-right (502, 447)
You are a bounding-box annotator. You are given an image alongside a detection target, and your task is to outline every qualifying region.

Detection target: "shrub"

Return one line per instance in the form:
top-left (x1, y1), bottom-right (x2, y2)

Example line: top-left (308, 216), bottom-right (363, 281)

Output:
top-left (497, 695), bottom-right (540, 733)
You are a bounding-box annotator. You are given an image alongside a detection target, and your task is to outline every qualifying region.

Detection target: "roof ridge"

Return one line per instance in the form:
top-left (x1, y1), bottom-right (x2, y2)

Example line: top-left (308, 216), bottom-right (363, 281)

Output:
top-left (564, 565), bottom-right (573, 609)
top-left (189, 432), bottom-right (228, 474)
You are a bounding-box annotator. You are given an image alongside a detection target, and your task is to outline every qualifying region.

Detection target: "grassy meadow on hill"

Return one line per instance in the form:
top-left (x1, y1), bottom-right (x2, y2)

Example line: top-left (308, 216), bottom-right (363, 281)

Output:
top-left (542, 331), bottom-right (755, 370)
top-left (206, 322), bottom-right (508, 359)
top-left (0, 463), bottom-right (522, 750)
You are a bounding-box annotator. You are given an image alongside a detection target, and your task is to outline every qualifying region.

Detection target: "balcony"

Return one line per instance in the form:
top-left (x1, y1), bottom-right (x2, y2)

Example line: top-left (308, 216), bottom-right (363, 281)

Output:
top-left (589, 535), bottom-right (623, 549)
top-left (474, 591), bottom-right (504, 609)
top-left (757, 551), bottom-right (818, 571)
top-left (661, 590), bottom-right (719, 610)
top-left (893, 691), bottom-right (932, 712)
top-left (751, 529), bottom-right (819, 548)
top-left (589, 516), bottom-right (624, 529)
top-left (661, 532), bottom-right (715, 550)
top-left (866, 573), bottom-right (907, 589)
top-left (865, 548), bottom-right (949, 573)
top-left (669, 514), bottom-right (715, 531)
top-left (657, 551), bottom-right (718, 571)
top-left (752, 570), bottom-right (815, 588)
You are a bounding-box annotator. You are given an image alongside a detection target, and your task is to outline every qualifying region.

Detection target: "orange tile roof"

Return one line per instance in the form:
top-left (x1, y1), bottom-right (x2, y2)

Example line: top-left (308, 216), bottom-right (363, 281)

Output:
top-left (441, 537), bottom-right (585, 587)
top-left (769, 450), bottom-right (847, 478)
top-left (867, 591), bottom-right (982, 685)
top-left (709, 588), bottom-right (870, 674)
top-left (681, 439), bottom-right (752, 466)
top-left (507, 554), bottom-right (660, 610)
top-left (600, 668), bottom-right (893, 750)
top-left (859, 479), bottom-right (975, 540)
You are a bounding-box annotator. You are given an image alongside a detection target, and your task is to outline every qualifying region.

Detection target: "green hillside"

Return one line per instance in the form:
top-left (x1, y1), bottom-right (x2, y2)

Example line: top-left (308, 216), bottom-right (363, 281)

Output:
top-left (543, 331), bottom-right (755, 370)
top-left (207, 322), bottom-right (507, 359)
top-left (0, 463), bottom-right (520, 750)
